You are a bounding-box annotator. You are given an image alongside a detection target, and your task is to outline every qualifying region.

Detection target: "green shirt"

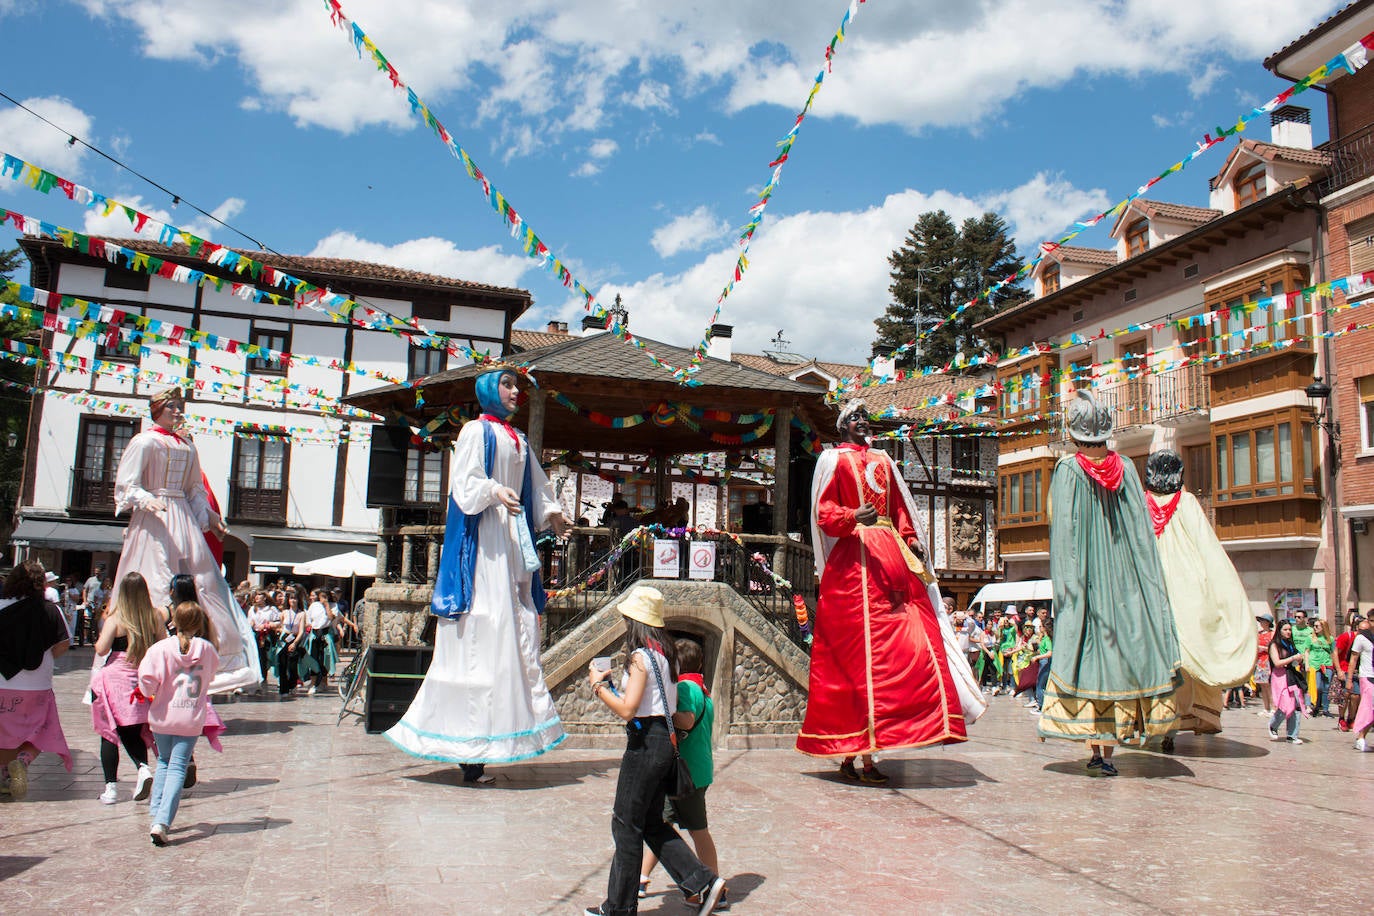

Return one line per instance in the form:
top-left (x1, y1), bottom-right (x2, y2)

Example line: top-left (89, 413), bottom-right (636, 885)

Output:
top-left (1307, 634), bottom-right (1334, 669)
top-left (1038, 634), bottom-right (1053, 657)
top-left (1293, 624), bottom-right (1314, 654)
top-left (676, 679), bottom-right (714, 788)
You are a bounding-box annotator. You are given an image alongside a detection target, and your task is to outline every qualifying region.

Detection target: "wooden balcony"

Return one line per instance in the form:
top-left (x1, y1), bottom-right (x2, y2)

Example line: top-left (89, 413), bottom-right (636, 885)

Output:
top-left (1207, 347), bottom-right (1317, 408)
top-left (999, 523), bottom-right (1049, 556)
top-left (1215, 496), bottom-right (1322, 542)
top-left (228, 484), bottom-right (287, 524)
top-left (70, 466), bottom-right (117, 516)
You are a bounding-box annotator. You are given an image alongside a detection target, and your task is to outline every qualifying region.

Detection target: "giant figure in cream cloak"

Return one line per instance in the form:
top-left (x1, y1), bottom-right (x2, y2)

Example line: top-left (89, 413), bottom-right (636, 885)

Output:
top-left (1144, 449), bottom-right (1255, 736)
top-left (797, 403), bottom-right (985, 759)
top-left (112, 389), bottom-right (259, 694)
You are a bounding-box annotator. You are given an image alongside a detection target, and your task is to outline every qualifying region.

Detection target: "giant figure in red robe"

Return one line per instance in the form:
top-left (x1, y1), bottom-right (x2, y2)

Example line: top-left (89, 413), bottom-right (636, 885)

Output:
top-left (797, 401), bottom-right (985, 781)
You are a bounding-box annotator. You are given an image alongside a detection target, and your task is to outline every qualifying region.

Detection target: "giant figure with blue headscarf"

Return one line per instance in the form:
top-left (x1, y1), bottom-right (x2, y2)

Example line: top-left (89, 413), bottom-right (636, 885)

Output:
top-left (386, 367), bottom-right (572, 782)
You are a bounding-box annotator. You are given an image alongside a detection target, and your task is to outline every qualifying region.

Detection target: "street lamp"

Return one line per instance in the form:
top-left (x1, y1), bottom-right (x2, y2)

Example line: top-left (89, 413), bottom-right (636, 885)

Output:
top-left (1305, 376), bottom-right (1341, 449)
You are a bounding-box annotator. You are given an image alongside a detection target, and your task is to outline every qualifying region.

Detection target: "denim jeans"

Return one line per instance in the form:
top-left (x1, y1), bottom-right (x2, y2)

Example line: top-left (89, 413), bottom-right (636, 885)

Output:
top-left (1268, 708), bottom-right (1301, 740)
top-left (601, 719), bottom-right (714, 916)
top-left (149, 733), bottom-right (198, 828)
top-left (1035, 660), bottom-right (1052, 708)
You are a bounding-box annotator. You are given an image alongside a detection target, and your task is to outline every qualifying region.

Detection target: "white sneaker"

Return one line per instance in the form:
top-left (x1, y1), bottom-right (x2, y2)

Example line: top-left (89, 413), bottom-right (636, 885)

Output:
top-left (99, 782), bottom-right (118, 805)
top-left (1287, 737), bottom-right (1304, 745)
top-left (1356, 737), bottom-right (1368, 752)
top-left (307, 685), bottom-right (317, 696)
top-left (150, 823), bottom-right (168, 847)
top-left (1268, 728), bottom-right (1280, 740)
top-left (133, 764), bottom-right (153, 801)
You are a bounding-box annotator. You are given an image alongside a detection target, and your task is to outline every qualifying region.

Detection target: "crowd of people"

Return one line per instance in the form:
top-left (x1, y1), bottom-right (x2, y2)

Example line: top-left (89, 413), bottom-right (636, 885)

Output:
top-left (236, 581), bottom-right (359, 697)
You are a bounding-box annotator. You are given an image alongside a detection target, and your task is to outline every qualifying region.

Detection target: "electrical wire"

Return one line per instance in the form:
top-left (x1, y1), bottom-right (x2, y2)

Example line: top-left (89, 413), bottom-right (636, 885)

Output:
top-left (0, 89), bottom-right (276, 252)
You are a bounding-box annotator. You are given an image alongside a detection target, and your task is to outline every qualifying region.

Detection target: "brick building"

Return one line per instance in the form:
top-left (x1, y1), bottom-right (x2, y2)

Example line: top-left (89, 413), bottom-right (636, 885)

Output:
top-left (1268, 0), bottom-right (1374, 618)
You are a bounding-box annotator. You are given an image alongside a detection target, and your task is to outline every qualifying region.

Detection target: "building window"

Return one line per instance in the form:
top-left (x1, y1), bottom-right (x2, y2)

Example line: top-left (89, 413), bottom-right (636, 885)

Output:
top-left (727, 485), bottom-right (766, 530)
top-left (1360, 376), bottom-right (1374, 451)
top-left (999, 461), bottom-right (1047, 527)
top-left (404, 446), bottom-right (445, 505)
top-left (72, 417), bottom-right (136, 512)
top-left (997, 354), bottom-right (1054, 419)
top-left (248, 326), bottom-right (289, 374)
top-left (408, 343), bottom-right (446, 380)
top-left (1234, 161), bottom-right (1266, 208)
top-left (1125, 219), bottom-right (1149, 258)
top-left (1213, 409), bottom-right (1317, 503)
top-left (103, 266), bottom-right (150, 292)
top-left (95, 314), bottom-right (141, 362)
top-left (230, 433), bottom-right (288, 522)
top-left (1040, 263), bottom-right (1060, 296)
top-left (951, 438), bottom-right (981, 475)
top-left (1199, 266), bottom-right (1308, 363)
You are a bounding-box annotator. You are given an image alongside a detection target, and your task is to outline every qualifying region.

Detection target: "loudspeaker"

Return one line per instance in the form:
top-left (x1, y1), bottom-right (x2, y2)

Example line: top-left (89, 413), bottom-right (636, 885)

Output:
top-left (366, 422), bottom-right (411, 508)
top-left (741, 502), bottom-right (773, 534)
top-left (364, 645), bottom-right (434, 734)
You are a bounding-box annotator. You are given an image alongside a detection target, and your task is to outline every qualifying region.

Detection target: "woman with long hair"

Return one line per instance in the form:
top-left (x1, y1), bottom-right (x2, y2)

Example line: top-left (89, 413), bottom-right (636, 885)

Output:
top-left (0, 561), bottom-right (72, 799)
top-left (1268, 621), bottom-right (1308, 744)
top-left (584, 586), bottom-right (725, 916)
top-left (1308, 618), bottom-right (1335, 716)
top-left (90, 572), bottom-right (168, 804)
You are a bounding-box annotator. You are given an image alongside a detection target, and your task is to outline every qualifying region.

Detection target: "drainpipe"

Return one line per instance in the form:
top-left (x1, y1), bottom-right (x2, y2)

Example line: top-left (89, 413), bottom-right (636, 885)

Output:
top-left (1308, 189), bottom-right (1344, 622)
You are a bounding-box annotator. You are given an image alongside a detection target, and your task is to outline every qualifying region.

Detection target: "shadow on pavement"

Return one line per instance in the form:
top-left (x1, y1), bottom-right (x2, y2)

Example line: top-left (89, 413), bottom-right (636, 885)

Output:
top-left (1042, 753), bottom-right (1196, 778)
top-left (804, 757), bottom-right (997, 789)
top-left (224, 719), bottom-right (310, 736)
top-left (0, 855), bottom-right (47, 881)
top-left (191, 776), bottom-right (279, 794)
top-left (1165, 736), bottom-right (1269, 759)
top-left (722, 872), bottom-right (765, 907)
top-left (403, 758), bottom-right (619, 790)
top-left (176, 817), bottom-right (293, 845)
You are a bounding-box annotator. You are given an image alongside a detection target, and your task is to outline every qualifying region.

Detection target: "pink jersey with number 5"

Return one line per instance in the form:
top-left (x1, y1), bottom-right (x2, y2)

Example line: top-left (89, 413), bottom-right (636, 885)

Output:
top-left (137, 636), bottom-right (220, 736)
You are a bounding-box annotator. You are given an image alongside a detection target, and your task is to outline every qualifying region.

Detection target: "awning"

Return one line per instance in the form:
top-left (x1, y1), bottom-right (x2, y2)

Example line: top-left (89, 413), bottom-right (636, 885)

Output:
top-left (10, 518), bottom-right (128, 552)
top-left (249, 535), bottom-right (377, 572)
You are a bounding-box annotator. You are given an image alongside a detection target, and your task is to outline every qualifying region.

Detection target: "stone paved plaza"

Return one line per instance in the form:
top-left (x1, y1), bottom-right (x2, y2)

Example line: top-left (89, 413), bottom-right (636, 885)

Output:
top-left (2, 648), bottom-right (1370, 915)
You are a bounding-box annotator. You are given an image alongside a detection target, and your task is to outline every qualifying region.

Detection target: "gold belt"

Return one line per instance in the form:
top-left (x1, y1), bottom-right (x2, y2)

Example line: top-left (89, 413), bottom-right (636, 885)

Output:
top-left (857, 517), bottom-right (936, 585)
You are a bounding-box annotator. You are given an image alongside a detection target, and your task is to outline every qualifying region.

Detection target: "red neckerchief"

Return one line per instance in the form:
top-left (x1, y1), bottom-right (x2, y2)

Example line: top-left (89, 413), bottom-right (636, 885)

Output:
top-left (678, 672), bottom-right (709, 697)
top-left (149, 425), bottom-right (184, 444)
top-left (1075, 450), bottom-right (1124, 491)
top-left (481, 413), bottom-right (520, 451)
top-left (1146, 490), bottom-right (1183, 537)
top-left (837, 441), bottom-right (867, 452)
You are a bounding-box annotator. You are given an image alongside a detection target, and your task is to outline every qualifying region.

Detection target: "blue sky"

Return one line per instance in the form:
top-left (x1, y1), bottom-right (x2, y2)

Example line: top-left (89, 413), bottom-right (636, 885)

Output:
top-left (0, 0), bottom-right (1347, 365)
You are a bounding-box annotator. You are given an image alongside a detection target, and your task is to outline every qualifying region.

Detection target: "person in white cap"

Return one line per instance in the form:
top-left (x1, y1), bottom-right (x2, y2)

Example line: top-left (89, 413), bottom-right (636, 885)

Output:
top-left (797, 399), bottom-right (984, 783)
top-left (584, 585), bottom-right (726, 916)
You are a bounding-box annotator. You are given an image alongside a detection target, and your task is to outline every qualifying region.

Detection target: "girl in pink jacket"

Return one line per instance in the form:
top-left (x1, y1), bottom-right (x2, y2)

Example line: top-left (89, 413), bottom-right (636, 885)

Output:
top-left (137, 601), bottom-right (219, 846)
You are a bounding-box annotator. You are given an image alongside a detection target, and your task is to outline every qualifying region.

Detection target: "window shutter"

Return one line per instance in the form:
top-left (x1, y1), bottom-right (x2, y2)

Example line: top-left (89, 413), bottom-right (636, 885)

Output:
top-left (1347, 215), bottom-right (1374, 276)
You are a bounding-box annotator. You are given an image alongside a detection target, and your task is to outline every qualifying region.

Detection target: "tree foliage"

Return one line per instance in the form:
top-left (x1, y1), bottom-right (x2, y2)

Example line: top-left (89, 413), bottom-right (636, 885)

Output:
top-left (0, 247), bottom-right (37, 525)
top-left (873, 210), bottom-right (1029, 370)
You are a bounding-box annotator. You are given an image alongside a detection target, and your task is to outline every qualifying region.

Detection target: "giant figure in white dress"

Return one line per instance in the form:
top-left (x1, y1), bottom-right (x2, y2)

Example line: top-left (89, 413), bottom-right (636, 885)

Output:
top-left (386, 367), bottom-right (572, 783)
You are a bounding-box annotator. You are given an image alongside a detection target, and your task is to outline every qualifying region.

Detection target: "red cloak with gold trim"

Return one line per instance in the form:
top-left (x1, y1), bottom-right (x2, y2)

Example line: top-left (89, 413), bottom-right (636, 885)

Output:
top-left (796, 443), bottom-right (983, 758)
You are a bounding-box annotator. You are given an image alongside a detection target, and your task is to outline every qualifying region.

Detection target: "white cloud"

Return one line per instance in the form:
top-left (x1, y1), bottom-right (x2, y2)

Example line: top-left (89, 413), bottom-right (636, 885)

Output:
top-left (74, 0), bottom-right (1347, 143)
top-left (693, 130), bottom-right (722, 146)
top-left (588, 138), bottom-right (619, 159)
top-left (79, 193), bottom-right (248, 243)
top-left (650, 206), bottom-right (730, 258)
top-left (307, 230), bottom-right (533, 289)
top-left (0, 96), bottom-right (94, 179)
top-left (536, 173), bottom-right (1108, 364)
top-left (571, 161), bottom-right (602, 178)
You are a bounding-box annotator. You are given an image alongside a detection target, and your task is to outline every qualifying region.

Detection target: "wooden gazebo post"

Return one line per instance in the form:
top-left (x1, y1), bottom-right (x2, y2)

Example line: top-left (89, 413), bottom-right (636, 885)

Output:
top-left (526, 387), bottom-right (548, 458)
top-left (773, 405), bottom-right (792, 535)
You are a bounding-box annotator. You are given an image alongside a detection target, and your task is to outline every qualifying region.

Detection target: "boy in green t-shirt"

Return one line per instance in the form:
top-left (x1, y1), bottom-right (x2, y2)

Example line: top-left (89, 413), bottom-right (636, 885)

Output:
top-left (641, 638), bottom-right (725, 910)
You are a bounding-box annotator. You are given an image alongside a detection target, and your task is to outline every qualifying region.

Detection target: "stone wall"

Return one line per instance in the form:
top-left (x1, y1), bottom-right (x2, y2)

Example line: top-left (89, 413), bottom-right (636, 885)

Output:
top-left (362, 578), bottom-right (811, 748)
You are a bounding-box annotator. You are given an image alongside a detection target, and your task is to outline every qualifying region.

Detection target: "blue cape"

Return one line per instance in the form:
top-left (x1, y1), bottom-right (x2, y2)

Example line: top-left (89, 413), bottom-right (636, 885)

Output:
top-left (431, 419), bottom-right (547, 618)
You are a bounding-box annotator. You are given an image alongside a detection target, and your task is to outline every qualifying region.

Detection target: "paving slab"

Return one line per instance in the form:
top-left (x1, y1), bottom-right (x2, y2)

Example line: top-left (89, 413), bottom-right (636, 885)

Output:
top-left (1, 648), bottom-right (1370, 914)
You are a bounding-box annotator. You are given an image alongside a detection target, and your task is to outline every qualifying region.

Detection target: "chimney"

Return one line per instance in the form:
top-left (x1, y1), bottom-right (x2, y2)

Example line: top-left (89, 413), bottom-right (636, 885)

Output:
top-left (1270, 105), bottom-right (1312, 150)
top-left (871, 344), bottom-right (897, 380)
top-left (581, 314), bottom-right (607, 336)
top-left (707, 323), bottom-right (733, 361)
top-left (545, 320), bottom-right (569, 334)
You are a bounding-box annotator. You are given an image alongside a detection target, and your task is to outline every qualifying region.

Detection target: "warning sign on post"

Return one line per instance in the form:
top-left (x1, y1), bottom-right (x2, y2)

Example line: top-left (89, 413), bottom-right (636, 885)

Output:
top-left (653, 539), bottom-right (680, 578)
top-left (688, 541), bottom-right (717, 581)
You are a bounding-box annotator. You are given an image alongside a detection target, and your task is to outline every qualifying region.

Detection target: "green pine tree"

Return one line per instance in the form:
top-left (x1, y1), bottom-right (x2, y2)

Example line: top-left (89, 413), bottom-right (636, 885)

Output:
top-left (0, 246), bottom-right (38, 528)
top-left (874, 210), bottom-right (1028, 370)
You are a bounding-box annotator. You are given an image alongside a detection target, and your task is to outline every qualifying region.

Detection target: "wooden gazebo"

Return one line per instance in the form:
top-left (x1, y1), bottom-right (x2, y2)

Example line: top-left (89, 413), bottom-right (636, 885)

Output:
top-left (344, 330), bottom-right (838, 535)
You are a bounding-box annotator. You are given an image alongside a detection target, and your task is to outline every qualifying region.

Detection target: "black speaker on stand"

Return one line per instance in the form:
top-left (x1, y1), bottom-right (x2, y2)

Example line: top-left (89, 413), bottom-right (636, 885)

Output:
top-left (364, 645), bottom-right (434, 734)
top-left (367, 422), bottom-right (410, 508)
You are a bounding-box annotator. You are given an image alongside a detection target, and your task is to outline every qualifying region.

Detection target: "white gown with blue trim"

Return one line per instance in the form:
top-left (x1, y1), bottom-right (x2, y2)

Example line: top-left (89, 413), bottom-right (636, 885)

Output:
top-left (385, 418), bottom-right (567, 764)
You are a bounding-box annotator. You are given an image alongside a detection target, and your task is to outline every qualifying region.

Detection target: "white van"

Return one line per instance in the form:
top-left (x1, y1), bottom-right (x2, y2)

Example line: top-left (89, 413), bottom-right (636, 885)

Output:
top-left (966, 579), bottom-right (1054, 619)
